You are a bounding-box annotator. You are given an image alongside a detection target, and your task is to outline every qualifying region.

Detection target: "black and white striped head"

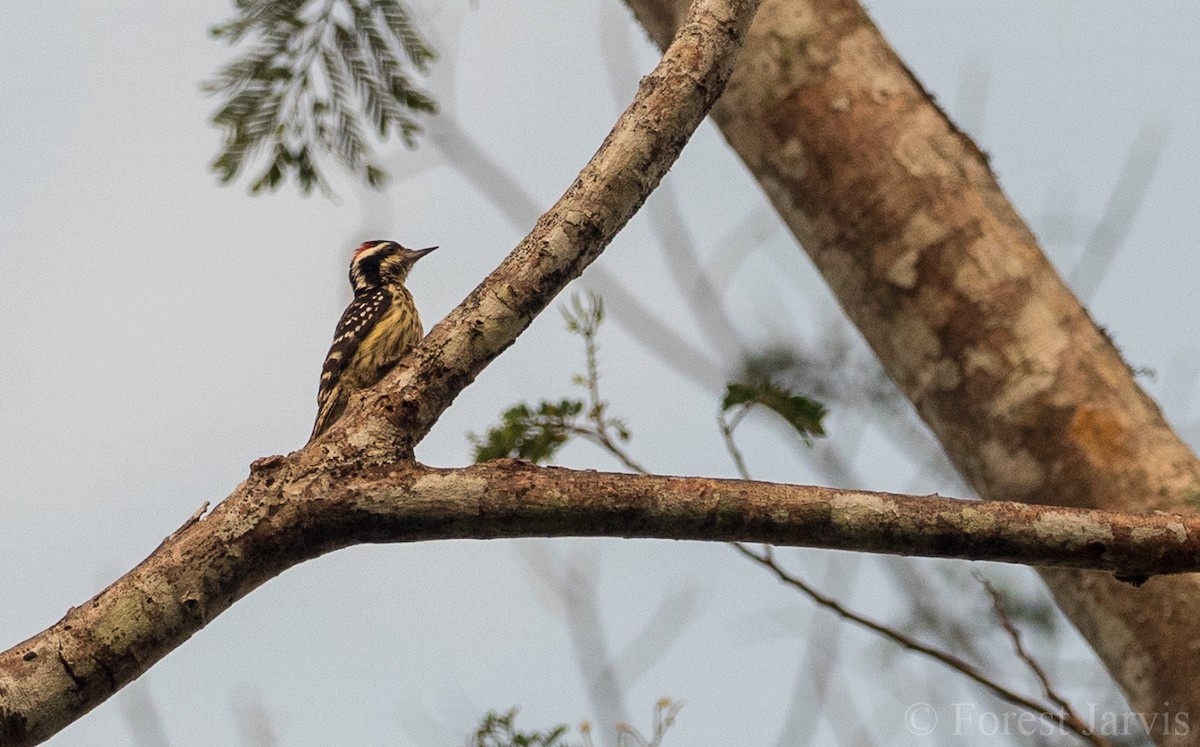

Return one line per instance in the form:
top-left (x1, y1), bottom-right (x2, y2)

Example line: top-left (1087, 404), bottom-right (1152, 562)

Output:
top-left (348, 240), bottom-right (437, 292)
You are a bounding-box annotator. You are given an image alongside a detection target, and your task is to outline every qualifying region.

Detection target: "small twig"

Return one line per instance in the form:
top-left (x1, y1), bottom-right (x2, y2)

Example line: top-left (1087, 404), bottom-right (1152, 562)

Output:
top-left (565, 292), bottom-right (651, 475)
top-left (717, 410), bottom-right (751, 480)
top-left (721, 405), bottom-right (1106, 743)
top-left (978, 576), bottom-right (1082, 723)
top-left (616, 699), bottom-right (683, 747)
top-left (735, 544), bottom-right (1109, 746)
top-left (650, 698), bottom-right (683, 745)
top-left (566, 424), bottom-right (649, 475)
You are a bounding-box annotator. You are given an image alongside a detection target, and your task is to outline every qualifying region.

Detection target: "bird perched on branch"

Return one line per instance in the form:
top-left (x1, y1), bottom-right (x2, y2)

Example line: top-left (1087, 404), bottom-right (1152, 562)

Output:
top-left (310, 240), bottom-right (437, 440)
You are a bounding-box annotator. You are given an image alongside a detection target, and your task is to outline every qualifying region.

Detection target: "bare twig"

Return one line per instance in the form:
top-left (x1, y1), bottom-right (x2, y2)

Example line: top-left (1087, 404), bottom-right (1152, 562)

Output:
top-left (616, 699), bottom-right (683, 747)
top-left (720, 414), bottom-right (1092, 743)
top-left (734, 545), bottom-right (1110, 746)
top-left (717, 408), bottom-right (752, 480)
top-left (565, 293), bottom-right (651, 475)
top-left (978, 576), bottom-right (1078, 720)
top-left (564, 424), bottom-right (649, 475)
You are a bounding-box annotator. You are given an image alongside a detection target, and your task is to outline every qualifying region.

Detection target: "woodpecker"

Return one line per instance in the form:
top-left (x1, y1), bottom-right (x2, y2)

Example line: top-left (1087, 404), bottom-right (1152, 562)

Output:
top-left (310, 240), bottom-right (436, 440)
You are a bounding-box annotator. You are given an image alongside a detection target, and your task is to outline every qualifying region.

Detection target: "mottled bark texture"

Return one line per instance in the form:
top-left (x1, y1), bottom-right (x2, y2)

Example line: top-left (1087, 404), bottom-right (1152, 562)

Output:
top-left (5, 459), bottom-right (1200, 745)
top-left (623, 0), bottom-right (1200, 741)
top-left (0, 1), bottom-right (761, 744)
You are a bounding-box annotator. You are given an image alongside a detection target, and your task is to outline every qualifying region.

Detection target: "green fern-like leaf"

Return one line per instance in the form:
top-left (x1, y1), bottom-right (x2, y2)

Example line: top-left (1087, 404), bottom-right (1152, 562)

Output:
top-left (205, 0), bottom-right (436, 195)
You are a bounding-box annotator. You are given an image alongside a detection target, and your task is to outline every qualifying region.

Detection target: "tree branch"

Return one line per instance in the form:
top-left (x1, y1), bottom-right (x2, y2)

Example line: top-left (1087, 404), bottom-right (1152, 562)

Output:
top-left (6, 454), bottom-right (1200, 743)
top-left (263, 461), bottom-right (1200, 577)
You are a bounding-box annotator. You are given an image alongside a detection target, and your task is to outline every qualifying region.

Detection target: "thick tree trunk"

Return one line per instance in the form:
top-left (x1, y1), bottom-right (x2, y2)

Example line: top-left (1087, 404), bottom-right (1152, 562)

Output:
top-left (622, 0), bottom-right (1200, 741)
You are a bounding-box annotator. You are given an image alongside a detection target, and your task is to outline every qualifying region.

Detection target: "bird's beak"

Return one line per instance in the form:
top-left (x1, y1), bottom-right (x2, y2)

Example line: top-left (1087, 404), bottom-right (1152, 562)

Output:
top-left (414, 246), bottom-right (438, 258)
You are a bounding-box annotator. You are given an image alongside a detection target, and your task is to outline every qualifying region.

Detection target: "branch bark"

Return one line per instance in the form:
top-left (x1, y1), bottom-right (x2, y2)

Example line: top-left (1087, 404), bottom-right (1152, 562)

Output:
top-left (621, 0), bottom-right (1200, 742)
top-left (6, 457), bottom-right (1200, 742)
top-left (117, 462), bottom-right (1200, 577)
top-left (0, 1), bottom-right (760, 744)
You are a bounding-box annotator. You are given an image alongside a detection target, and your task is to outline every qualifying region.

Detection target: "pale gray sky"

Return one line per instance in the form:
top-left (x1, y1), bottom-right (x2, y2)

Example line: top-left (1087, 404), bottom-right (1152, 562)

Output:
top-left (2, 2), bottom-right (1198, 745)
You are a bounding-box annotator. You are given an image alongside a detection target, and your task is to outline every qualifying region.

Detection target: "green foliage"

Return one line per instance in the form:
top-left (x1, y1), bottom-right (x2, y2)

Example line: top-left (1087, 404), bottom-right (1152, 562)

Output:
top-left (561, 291), bottom-right (603, 338)
top-left (470, 400), bottom-right (585, 464)
top-left (205, 0), bottom-right (436, 194)
top-left (466, 702), bottom-right (682, 747)
top-left (561, 292), bottom-right (632, 444)
top-left (722, 380), bottom-right (826, 445)
top-left (470, 293), bottom-right (641, 470)
top-left (468, 709), bottom-right (572, 747)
